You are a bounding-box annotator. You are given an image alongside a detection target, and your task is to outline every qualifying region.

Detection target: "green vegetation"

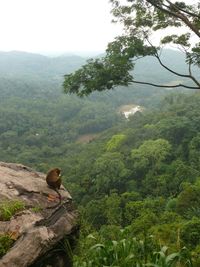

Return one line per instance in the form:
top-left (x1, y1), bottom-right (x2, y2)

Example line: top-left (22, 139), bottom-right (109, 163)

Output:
top-left (106, 134), bottom-right (126, 152)
top-left (0, 234), bottom-right (14, 258)
top-left (0, 200), bottom-right (25, 221)
top-left (31, 206), bottom-right (43, 213)
top-left (0, 48), bottom-right (200, 264)
top-left (74, 234), bottom-right (193, 267)
top-left (0, 51), bottom-right (176, 172)
top-left (63, 1), bottom-right (200, 95)
top-left (62, 93), bottom-right (200, 266)
top-left (61, 1), bottom-right (200, 263)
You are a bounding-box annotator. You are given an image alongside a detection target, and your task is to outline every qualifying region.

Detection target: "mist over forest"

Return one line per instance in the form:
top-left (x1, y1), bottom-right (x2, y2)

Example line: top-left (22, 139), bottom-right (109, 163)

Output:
top-left (1, 0), bottom-right (200, 265)
top-left (1, 49), bottom-right (200, 266)
top-left (0, 49), bottom-right (189, 166)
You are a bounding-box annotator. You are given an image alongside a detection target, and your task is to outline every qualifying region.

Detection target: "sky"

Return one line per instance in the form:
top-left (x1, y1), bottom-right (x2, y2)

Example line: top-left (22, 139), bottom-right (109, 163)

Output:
top-left (0, 0), bottom-right (198, 56)
top-left (0, 0), bottom-right (121, 55)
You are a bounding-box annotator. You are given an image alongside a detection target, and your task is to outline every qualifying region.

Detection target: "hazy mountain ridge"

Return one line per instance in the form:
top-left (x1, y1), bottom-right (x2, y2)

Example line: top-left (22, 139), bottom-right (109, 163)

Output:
top-left (0, 49), bottom-right (197, 102)
top-left (0, 49), bottom-right (195, 80)
top-left (0, 51), bottom-right (86, 78)
top-left (134, 49), bottom-right (199, 84)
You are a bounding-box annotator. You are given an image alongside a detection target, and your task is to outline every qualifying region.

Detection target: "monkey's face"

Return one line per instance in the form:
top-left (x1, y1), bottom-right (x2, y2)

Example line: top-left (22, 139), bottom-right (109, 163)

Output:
top-left (55, 168), bottom-right (61, 176)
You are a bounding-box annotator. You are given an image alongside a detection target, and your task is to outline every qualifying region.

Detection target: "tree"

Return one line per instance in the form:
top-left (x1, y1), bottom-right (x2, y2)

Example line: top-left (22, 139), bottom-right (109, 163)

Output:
top-left (63, 1), bottom-right (200, 96)
top-left (176, 183), bottom-right (200, 217)
top-left (131, 138), bottom-right (171, 176)
top-left (92, 152), bottom-right (130, 194)
top-left (106, 134), bottom-right (126, 152)
top-left (181, 217), bottom-right (200, 249)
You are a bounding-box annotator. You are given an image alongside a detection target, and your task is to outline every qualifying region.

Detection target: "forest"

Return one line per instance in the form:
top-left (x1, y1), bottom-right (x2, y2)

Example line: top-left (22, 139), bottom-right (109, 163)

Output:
top-left (1, 0), bottom-right (200, 264)
top-left (0, 49), bottom-right (199, 266)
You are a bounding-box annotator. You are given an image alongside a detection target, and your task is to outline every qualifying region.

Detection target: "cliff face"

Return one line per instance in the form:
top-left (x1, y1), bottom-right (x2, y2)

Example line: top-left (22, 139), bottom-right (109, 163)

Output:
top-left (0, 162), bottom-right (79, 267)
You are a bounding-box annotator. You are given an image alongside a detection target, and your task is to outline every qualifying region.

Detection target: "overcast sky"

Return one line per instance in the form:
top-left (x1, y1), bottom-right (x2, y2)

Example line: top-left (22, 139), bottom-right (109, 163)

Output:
top-left (0, 0), bottom-right (121, 55)
top-left (0, 0), bottom-right (197, 55)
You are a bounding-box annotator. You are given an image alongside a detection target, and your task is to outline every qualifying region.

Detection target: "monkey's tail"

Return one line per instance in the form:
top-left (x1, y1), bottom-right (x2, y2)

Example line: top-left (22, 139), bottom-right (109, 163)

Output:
top-left (46, 188), bottom-right (62, 209)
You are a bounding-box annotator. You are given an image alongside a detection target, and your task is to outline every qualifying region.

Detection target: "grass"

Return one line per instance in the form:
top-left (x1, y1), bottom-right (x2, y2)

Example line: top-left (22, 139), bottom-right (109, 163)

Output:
top-left (0, 200), bottom-right (25, 221)
top-left (31, 205), bottom-right (43, 213)
top-left (0, 234), bottom-right (14, 258)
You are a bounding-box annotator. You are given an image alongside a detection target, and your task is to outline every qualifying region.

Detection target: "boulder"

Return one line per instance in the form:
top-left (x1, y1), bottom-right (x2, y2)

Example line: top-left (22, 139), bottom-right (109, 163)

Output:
top-left (0, 162), bottom-right (79, 267)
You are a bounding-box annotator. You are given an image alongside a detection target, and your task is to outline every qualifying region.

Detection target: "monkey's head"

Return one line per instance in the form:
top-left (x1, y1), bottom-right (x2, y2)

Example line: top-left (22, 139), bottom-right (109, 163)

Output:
top-left (54, 168), bottom-right (61, 176)
top-left (47, 168), bottom-right (61, 177)
top-left (46, 168), bottom-right (62, 186)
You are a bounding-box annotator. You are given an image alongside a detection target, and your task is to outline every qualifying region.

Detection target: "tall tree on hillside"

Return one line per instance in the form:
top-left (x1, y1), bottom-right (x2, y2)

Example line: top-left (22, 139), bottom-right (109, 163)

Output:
top-left (63, 0), bottom-right (200, 96)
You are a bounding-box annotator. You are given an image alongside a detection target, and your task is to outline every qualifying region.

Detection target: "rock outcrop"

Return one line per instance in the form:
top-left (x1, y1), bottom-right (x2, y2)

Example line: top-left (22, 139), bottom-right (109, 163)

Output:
top-left (0, 162), bottom-right (79, 267)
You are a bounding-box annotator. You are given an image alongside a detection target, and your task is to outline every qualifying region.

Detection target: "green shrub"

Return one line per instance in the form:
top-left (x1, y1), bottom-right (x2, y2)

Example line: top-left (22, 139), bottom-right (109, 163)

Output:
top-left (31, 205), bottom-right (43, 213)
top-left (192, 245), bottom-right (200, 267)
top-left (106, 134), bottom-right (126, 152)
top-left (181, 217), bottom-right (200, 249)
top-left (73, 235), bottom-right (193, 267)
top-left (0, 200), bottom-right (25, 221)
top-left (0, 234), bottom-right (14, 258)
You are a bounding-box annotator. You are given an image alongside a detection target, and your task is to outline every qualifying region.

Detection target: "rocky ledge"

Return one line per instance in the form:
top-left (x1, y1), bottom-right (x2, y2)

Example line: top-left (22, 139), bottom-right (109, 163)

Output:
top-left (0, 162), bottom-right (79, 267)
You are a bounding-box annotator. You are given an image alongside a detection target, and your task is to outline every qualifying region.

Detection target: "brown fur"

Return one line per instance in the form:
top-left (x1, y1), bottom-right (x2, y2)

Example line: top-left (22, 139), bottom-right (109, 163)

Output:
top-left (46, 168), bottom-right (62, 209)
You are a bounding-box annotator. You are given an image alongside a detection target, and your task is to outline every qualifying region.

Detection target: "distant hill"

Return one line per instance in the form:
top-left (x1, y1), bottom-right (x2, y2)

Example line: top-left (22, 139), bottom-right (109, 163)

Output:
top-left (0, 49), bottom-right (197, 85)
top-left (0, 51), bottom-right (86, 80)
top-left (133, 49), bottom-right (199, 85)
top-left (0, 49), bottom-right (198, 100)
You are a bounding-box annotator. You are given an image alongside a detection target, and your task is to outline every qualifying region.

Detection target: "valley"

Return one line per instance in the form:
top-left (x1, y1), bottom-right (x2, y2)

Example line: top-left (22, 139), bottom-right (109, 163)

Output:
top-left (0, 50), bottom-right (199, 266)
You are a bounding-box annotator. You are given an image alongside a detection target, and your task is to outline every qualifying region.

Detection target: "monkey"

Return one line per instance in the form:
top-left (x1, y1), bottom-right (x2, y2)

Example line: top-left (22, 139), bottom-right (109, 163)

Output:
top-left (46, 168), bottom-right (62, 209)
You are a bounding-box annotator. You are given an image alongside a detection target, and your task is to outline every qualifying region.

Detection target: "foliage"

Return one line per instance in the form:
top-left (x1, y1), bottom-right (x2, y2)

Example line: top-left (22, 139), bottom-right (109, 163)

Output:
top-left (0, 200), bottom-right (25, 221)
top-left (73, 234), bottom-right (193, 267)
top-left (68, 93), bottom-right (200, 266)
top-left (106, 134), bottom-right (126, 152)
top-left (92, 152), bottom-right (130, 194)
top-left (63, 0), bottom-right (200, 96)
top-left (31, 206), bottom-right (43, 213)
top-left (0, 234), bottom-right (14, 258)
top-left (181, 217), bottom-right (200, 249)
top-left (176, 184), bottom-right (200, 217)
top-left (131, 138), bottom-right (171, 176)
top-left (1, 51), bottom-right (200, 265)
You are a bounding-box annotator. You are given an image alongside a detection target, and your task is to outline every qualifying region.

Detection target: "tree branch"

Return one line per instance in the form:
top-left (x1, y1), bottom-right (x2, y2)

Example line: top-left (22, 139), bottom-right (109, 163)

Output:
top-left (189, 62), bottom-right (192, 76)
top-left (145, 38), bottom-right (200, 88)
top-left (146, 0), bottom-right (183, 17)
top-left (146, 0), bottom-right (200, 38)
top-left (155, 53), bottom-right (200, 87)
top-left (131, 80), bottom-right (200, 89)
top-left (154, 53), bottom-right (190, 78)
top-left (165, 0), bottom-right (200, 19)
